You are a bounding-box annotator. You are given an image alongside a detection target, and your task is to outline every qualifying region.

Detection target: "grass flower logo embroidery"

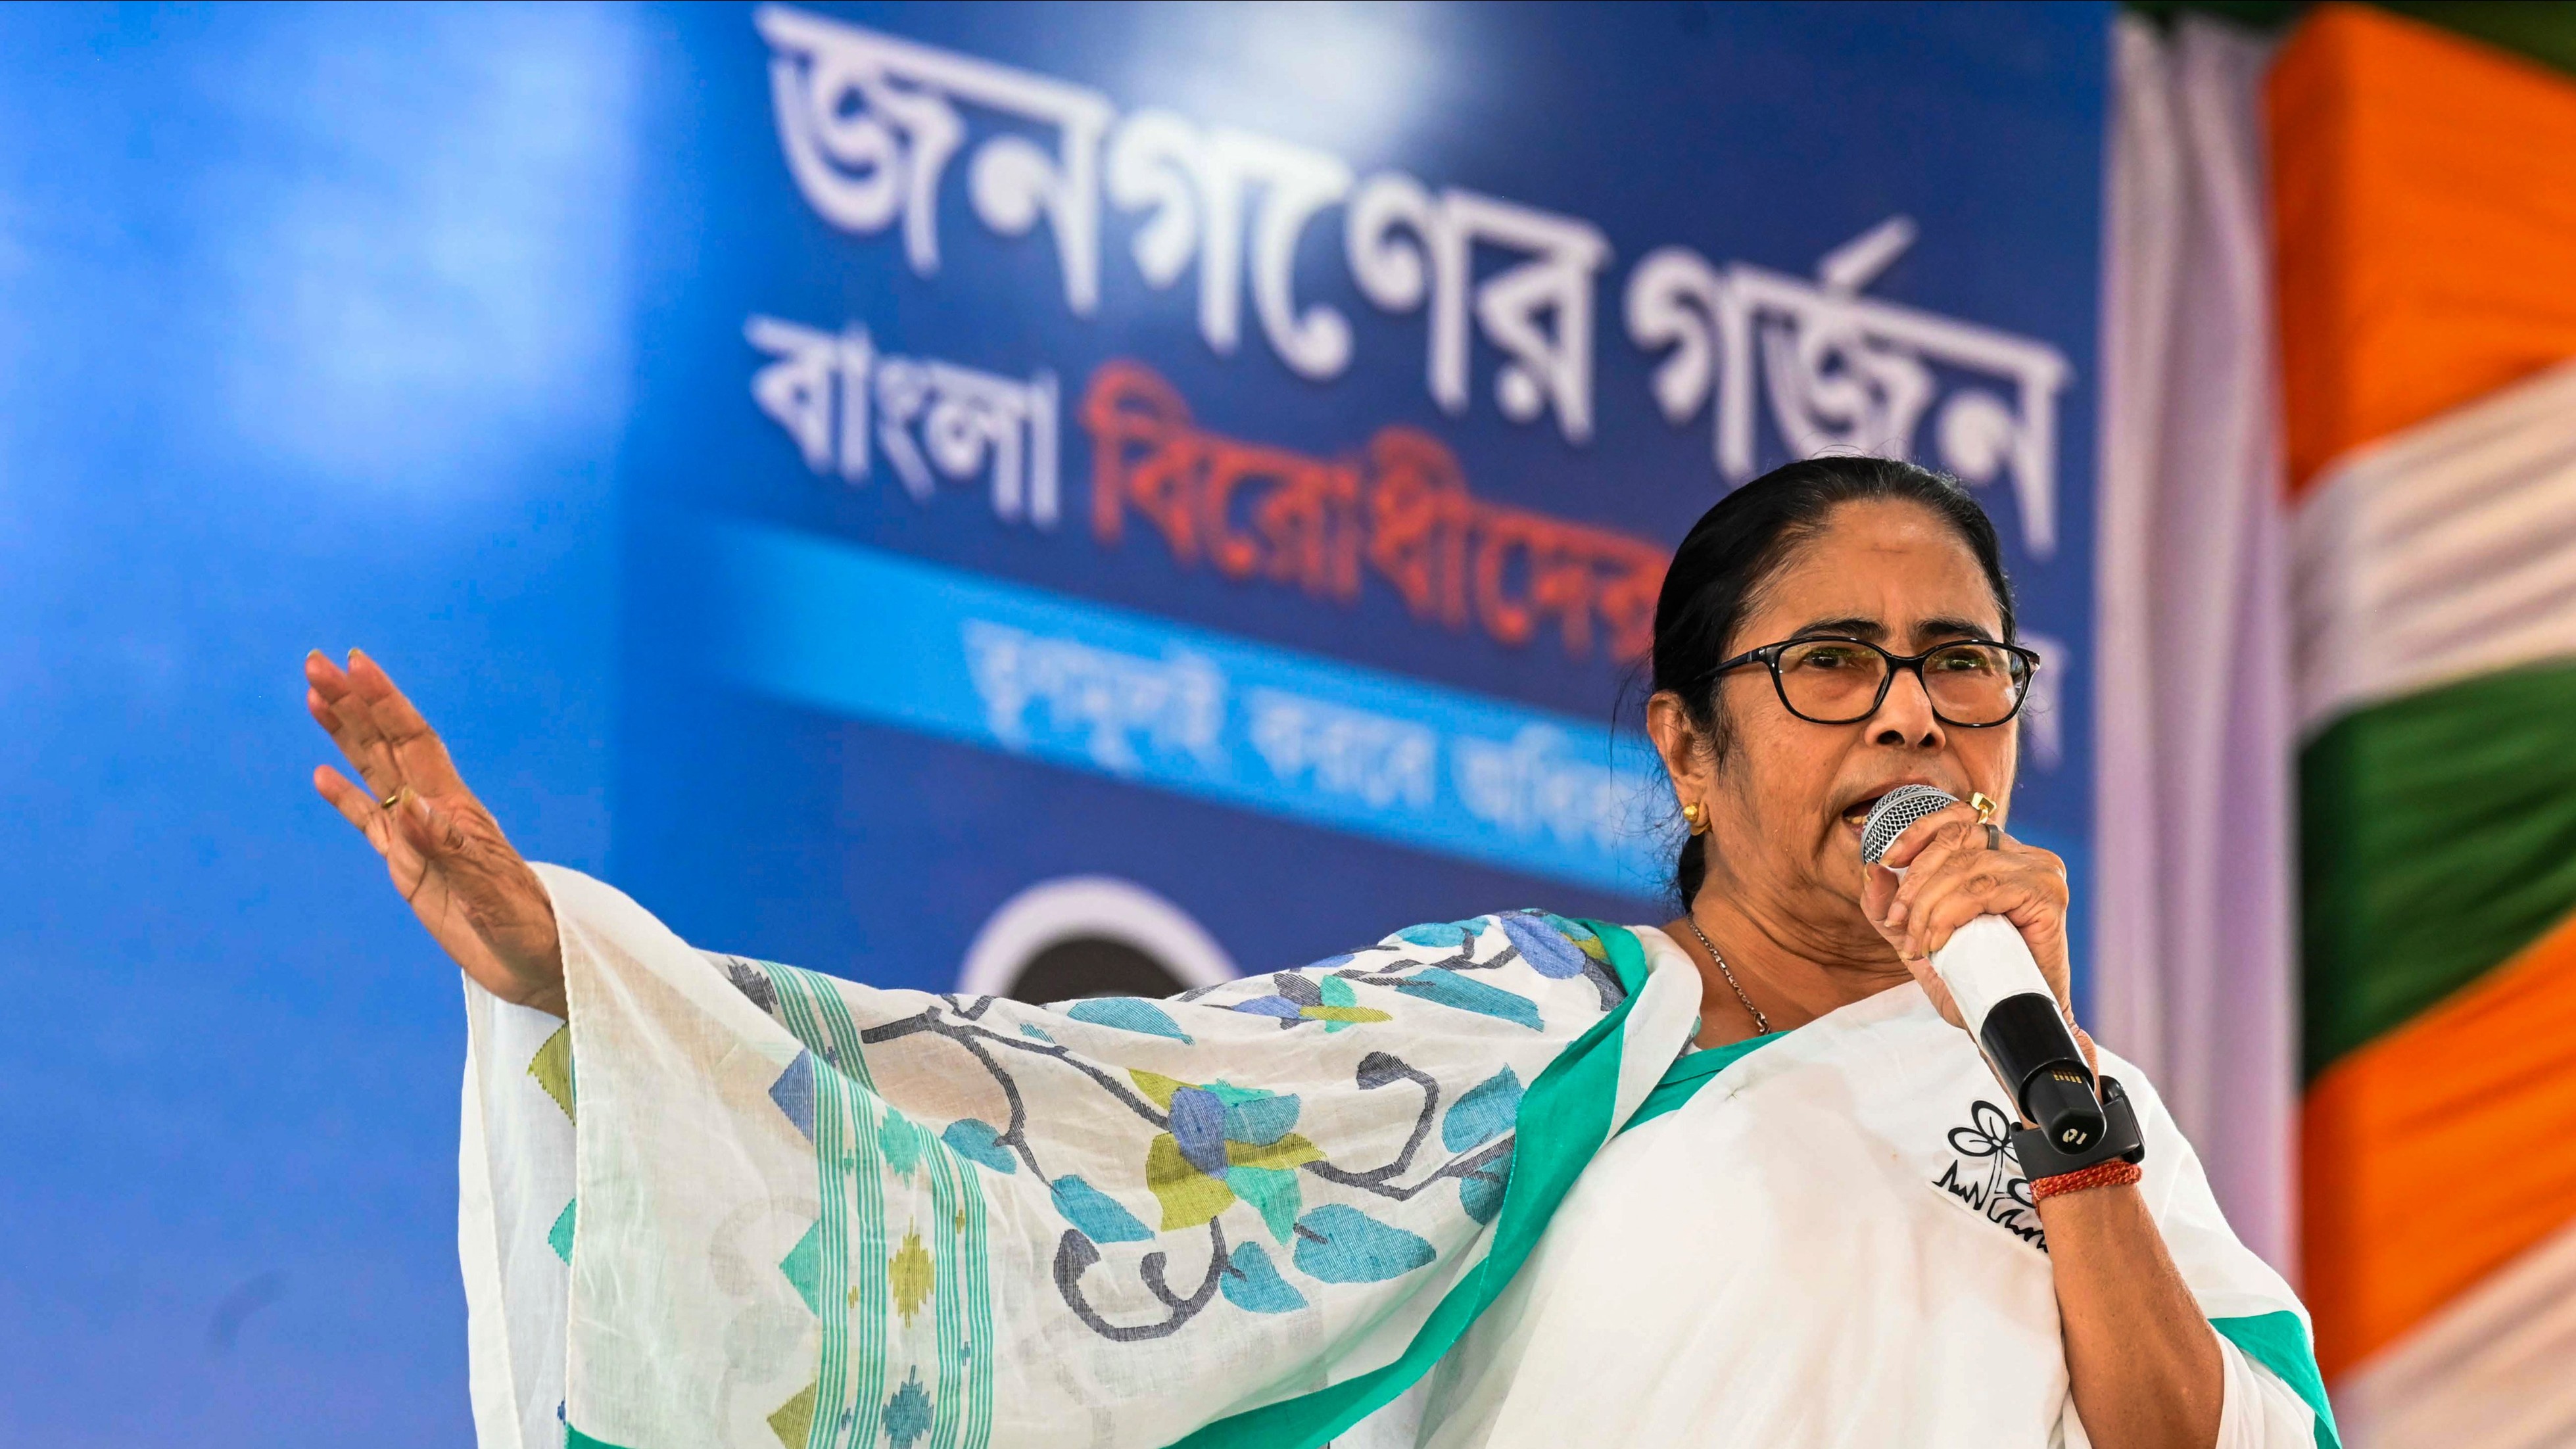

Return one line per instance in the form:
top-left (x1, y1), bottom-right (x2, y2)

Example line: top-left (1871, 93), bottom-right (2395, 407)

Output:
top-left (1132, 1070), bottom-right (1324, 1240)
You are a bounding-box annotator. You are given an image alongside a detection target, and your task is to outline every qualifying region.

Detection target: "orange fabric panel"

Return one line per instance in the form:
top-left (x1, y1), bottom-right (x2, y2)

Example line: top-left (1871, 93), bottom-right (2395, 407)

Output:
top-left (2302, 907), bottom-right (2576, 1378)
top-left (2269, 3), bottom-right (2576, 496)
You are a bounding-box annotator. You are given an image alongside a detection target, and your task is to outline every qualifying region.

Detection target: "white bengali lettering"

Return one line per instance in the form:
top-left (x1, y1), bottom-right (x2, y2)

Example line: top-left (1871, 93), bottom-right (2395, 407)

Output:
top-left (1106, 112), bottom-right (1355, 379)
top-left (748, 314), bottom-right (1059, 526)
top-left (1244, 688), bottom-right (1436, 809)
top-left (961, 621), bottom-right (1226, 774)
top-left (755, 5), bottom-right (1113, 314)
top-left (1625, 216), bottom-right (2071, 557)
top-left (1452, 726), bottom-right (1625, 852)
top-left (1348, 175), bottom-right (1610, 443)
top-left (753, 8), bottom-right (2078, 515)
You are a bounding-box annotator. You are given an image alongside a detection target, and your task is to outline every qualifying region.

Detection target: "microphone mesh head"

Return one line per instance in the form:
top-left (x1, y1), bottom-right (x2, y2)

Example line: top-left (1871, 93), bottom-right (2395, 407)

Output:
top-left (1859, 784), bottom-right (1960, 865)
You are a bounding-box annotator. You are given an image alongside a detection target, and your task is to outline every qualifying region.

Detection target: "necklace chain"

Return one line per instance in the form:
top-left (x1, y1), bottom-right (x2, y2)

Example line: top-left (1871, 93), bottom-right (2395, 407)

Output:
top-left (1684, 916), bottom-right (1771, 1035)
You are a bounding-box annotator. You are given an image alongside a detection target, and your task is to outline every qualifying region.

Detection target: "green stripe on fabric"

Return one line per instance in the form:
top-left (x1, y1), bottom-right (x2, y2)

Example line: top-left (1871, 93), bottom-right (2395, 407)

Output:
top-left (804, 970), bottom-right (892, 1449)
top-left (566, 1427), bottom-right (631, 1449)
top-left (928, 1145), bottom-right (968, 1449)
top-left (1619, 1031), bottom-right (1788, 1134)
top-left (770, 968), bottom-right (855, 1449)
top-left (959, 1147), bottom-right (995, 1447)
top-left (2301, 661), bottom-right (2576, 1077)
top-left (1166, 920), bottom-right (1651, 1449)
top-left (2128, 3), bottom-right (2576, 80)
top-left (2212, 1311), bottom-right (2342, 1449)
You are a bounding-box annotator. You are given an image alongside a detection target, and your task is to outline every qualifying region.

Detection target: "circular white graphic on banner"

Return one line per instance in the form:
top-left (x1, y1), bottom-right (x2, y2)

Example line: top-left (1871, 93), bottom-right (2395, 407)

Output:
top-left (958, 875), bottom-right (1239, 1003)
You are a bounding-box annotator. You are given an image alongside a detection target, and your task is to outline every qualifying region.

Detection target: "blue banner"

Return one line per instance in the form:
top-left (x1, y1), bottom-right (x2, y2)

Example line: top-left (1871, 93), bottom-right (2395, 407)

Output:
top-left (617, 0), bottom-right (2105, 996)
top-left (683, 516), bottom-right (1669, 895)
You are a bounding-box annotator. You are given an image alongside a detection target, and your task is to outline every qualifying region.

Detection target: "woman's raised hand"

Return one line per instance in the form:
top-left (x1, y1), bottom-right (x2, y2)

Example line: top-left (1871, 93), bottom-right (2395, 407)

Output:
top-left (1858, 801), bottom-right (2076, 1043)
top-left (306, 650), bottom-right (567, 1017)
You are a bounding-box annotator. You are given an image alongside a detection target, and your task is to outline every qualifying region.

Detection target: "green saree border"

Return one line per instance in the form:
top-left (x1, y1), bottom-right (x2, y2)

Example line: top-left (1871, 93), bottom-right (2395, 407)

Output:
top-left (2212, 1311), bottom-right (2342, 1449)
top-left (1162, 918), bottom-right (1654, 1449)
top-left (1620, 1030), bottom-right (1787, 1134)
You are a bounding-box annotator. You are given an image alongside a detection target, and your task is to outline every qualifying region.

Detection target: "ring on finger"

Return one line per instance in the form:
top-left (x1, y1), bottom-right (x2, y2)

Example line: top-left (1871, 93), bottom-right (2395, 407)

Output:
top-left (380, 786), bottom-right (410, 811)
top-left (1984, 822), bottom-right (2002, 851)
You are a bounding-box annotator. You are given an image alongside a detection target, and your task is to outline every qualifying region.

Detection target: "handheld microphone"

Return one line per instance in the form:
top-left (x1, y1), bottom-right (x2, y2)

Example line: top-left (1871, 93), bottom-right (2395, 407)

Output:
top-left (1859, 785), bottom-right (2105, 1154)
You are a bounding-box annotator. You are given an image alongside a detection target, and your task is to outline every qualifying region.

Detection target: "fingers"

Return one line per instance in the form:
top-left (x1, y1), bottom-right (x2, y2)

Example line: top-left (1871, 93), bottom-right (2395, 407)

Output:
top-left (343, 651), bottom-right (470, 797)
top-left (313, 764), bottom-right (385, 841)
top-left (1882, 815), bottom-right (1982, 934)
top-left (391, 786), bottom-right (467, 862)
top-left (1899, 844), bottom-right (2068, 960)
top-left (1874, 801), bottom-right (1980, 872)
top-left (308, 652), bottom-right (402, 797)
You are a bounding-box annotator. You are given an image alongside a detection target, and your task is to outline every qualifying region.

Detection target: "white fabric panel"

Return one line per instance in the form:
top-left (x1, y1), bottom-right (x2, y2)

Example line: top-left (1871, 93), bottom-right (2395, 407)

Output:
top-left (2095, 12), bottom-right (2297, 1275)
top-left (2335, 1211), bottom-right (2576, 1449)
top-left (464, 865), bottom-right (1702, 1449)
top-left (1411, 985), bottom-right (2318, 1448)
top-left (460, 984), bottom-right (578, 1449)
top-left (2293, 356), bottom-right (2576, 735)
top-left (2217, 1329), bottom-right (2322, 1448)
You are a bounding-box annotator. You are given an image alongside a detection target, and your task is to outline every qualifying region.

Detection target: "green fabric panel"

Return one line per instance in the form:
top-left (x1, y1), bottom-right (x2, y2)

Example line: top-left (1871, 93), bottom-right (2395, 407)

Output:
top-left (2128, 2), bottom-right (2576, 79)
top-left (1620, 1032), bottom-right (1788, 1134)
top-left (2378, 1), bottom-right (2576, 77)
top-left (566, 1428), bottom-right (631, 1449)
top-left (2211, 1311), bottom-right (2342, 1449)
top-left (1166, 920), bottom-right (1651, 1449)
top-left (2300, 662), bottom-right (2576, 1077)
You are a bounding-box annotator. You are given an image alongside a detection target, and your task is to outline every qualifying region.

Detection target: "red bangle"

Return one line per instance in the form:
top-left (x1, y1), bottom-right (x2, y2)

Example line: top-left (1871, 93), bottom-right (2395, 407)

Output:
top-left (2030, 1158), bottom-right (2142, 1200)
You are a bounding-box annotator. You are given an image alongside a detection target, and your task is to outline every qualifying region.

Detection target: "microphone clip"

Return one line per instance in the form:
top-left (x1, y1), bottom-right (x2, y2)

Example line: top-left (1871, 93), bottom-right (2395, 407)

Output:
top-left (2010, 1075), bottom-right (2147, 1181)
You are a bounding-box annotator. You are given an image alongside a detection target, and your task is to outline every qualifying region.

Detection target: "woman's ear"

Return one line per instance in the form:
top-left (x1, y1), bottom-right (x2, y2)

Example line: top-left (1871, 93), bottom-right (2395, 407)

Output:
top-left (1646, 690), bottom-right (1714, 810)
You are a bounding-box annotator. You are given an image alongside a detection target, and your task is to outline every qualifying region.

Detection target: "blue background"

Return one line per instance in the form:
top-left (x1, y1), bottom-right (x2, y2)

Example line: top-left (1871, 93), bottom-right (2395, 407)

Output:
top-left (0, 3), bottom-right (2104, 1442)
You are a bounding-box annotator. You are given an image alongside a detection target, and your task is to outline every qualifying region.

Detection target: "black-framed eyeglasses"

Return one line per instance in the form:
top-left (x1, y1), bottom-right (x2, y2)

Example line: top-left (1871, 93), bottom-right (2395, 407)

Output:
top-left (1711, 636), bottom-right (2041, 728)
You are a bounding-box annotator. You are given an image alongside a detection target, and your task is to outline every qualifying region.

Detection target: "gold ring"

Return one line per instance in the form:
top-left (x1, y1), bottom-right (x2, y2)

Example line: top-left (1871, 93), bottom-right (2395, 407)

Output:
top-left (1969, 791), bottom-right (1998, 824)
top-left (380, 786), bottom-right (409, 811)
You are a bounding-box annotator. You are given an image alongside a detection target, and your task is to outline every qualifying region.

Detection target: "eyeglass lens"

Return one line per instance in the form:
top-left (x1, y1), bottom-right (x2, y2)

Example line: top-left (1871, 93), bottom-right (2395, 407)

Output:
top-left (1775, 640), bottom-right (2028, 725)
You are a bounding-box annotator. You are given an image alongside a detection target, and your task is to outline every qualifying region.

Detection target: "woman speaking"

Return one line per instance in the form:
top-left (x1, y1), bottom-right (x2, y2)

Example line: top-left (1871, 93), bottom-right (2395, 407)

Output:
top-left (306, 458), bottom-right (2331, 1448)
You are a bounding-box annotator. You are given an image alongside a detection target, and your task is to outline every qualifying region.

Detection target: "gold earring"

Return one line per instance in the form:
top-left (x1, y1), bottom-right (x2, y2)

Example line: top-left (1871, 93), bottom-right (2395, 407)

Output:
top-left (1681, 800), bottom-right (1707, 835)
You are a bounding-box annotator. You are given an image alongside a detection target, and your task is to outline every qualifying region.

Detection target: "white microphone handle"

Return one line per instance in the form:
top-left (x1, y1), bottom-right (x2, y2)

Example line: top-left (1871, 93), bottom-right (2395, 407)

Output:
top-left (1928, 914), bottom-right (2054, 1035)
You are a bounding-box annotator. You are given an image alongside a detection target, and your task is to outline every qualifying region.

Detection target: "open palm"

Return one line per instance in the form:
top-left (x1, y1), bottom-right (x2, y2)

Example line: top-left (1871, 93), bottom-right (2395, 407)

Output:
top-left (305, 650), bottom-right (565, 1016)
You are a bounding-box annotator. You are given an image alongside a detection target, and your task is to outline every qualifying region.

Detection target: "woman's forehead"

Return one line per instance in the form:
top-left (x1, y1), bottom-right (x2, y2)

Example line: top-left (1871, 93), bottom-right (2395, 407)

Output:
top-left (1748, 500), bottom-right (2001, 632)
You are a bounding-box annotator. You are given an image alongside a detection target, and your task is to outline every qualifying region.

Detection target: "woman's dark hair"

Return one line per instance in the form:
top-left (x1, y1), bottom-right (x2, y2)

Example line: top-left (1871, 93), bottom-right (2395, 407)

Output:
top-left (1654, 456), bottom-right (2015, 904)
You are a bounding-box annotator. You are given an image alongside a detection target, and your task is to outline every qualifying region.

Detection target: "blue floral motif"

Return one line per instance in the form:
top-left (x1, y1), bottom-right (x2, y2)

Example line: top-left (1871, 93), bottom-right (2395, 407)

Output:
top-left (1459, 1143), bottom-right (1512, 1225)
top-left (1291, 1204), bottom-right (1437, 1283)
top-left (1387, 968), bottom-right (1544, 1031)
top-left (1442, 1066), bottom-right (1523, 1151)
top-left (1393, 920), bottom-right (1471, 949)
top-left (1496, 913), bottom-right (1587, 979)
top-left (1051, 1175), bottom-right (1153, 1243)
top-left (941, 1118), bottom-right (1017, 1174)
top-left (1228, 970), bottom-right (1393, 1032)
top-left (1065, 997), bottom-right (1194, 1043)
top-left (877, 1108), bottom-right (930, 1177)
top-left (883, 1369), bottom-right (933, 1449)
top-left (1135, 1074), bottom-right (1322, 1239)
top-left (1168, 1085), bottom-right (1231, 1176)
top-left (1221, 1240), bottom-right (1310, 1314)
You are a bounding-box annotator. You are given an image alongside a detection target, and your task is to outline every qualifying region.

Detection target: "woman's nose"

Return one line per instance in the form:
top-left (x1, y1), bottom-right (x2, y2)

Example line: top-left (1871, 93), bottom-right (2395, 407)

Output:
top-left (1869, 666), bottom-right (1945, 748)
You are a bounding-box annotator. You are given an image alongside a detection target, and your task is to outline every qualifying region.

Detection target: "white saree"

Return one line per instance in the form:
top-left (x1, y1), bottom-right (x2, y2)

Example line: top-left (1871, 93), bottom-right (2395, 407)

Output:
top-left (460, 867), bottom-right (2336, 1449)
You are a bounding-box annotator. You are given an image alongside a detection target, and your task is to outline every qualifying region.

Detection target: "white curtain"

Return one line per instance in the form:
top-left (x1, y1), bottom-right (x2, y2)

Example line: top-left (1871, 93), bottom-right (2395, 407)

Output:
top-left (2094, 12), bottom-right (2295, 1275)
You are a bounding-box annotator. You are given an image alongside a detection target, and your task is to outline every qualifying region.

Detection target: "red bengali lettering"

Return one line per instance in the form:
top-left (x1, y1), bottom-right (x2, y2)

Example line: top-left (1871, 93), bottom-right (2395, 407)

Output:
top-left (1078, 360), bottom-right (1668, 663)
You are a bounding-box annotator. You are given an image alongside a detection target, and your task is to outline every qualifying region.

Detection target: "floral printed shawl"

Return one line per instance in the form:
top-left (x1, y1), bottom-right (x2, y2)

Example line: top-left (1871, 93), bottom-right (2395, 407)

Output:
top-left (461, 865), bottom-right (1703, 1449)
